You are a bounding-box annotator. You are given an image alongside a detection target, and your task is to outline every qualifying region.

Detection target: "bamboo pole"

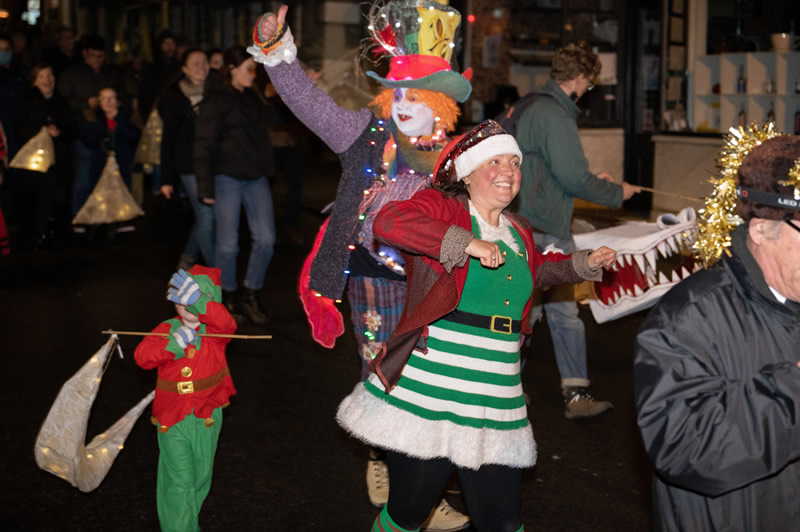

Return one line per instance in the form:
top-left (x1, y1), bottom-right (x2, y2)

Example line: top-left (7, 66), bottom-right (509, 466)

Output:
top-left (636, 186), bottom-right (704, 203)
top-left (102, 330), bottom-right (272, 340)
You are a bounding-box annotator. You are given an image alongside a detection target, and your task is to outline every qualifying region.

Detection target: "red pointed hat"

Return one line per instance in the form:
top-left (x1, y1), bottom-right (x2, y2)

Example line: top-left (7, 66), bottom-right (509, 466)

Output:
top-left (186, 265), bottom-right (223, 303)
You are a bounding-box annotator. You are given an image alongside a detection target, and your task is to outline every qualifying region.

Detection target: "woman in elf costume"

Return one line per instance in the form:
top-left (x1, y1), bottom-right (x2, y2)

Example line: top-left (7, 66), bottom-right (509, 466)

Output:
top-left (250, 3), bottom-right (472, 527)
top-left (338, 120), bottom-right (617, 532)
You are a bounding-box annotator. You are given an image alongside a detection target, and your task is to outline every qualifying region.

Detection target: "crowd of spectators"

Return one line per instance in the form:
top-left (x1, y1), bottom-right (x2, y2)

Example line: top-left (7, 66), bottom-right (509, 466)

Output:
top-left (0, 23), bottom-right (309, 325)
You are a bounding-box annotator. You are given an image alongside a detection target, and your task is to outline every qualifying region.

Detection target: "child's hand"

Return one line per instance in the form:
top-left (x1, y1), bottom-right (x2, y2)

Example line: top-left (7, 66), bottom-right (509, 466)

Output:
top-left (167, 269), bottom-right (201, 306)
top-left (173, 325), bottom-right (197, 349)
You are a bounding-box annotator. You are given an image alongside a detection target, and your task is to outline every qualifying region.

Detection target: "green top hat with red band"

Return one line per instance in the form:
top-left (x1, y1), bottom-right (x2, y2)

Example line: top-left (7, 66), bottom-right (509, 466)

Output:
top-left (366, 0), bottom-right (472, 103)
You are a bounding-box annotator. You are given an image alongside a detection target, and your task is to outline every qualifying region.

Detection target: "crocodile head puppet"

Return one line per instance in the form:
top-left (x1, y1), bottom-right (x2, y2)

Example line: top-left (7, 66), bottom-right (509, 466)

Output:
top-left (572, 207), bottom-right (701, 323)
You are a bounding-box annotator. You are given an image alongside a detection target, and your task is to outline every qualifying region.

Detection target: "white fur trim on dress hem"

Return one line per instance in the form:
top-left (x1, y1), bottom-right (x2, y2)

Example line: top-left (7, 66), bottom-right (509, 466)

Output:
top-left (336, 383), bottom-right (537, 470)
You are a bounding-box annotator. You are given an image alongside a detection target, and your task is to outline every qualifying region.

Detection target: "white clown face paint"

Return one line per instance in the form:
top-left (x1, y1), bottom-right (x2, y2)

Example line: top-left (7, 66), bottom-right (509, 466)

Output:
top-left (391, 88), bottom-right (435, 138)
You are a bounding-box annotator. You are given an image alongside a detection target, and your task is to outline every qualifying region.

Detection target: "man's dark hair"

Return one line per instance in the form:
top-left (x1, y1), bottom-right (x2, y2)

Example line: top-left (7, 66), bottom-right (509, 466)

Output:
top-left (83, 34), bottom-right (105, 52)
top-left (180, 48), bottom-right (206, 67)
top-left (156, 29), bottom-right (176, 47)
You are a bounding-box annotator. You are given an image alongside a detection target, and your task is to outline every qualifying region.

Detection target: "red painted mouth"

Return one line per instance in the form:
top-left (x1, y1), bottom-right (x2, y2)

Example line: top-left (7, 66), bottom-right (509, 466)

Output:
top-left (397, 114), bottom-right (412, 121)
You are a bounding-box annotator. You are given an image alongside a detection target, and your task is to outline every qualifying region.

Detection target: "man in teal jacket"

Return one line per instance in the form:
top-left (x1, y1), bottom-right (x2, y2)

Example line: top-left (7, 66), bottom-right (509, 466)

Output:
top-left (516, 42), bottom-right (639, 419)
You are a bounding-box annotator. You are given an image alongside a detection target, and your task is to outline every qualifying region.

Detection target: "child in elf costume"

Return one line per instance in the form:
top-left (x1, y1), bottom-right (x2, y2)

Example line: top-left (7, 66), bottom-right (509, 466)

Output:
top-left (135, 265), bottom-right (237, 532)
top-left (249, 2), bottom-right (472, 528)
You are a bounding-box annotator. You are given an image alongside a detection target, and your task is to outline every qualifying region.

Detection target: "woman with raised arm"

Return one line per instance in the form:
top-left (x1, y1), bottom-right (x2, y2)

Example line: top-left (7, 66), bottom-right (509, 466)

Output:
top-left (250, 4), bottom-right (475, 525)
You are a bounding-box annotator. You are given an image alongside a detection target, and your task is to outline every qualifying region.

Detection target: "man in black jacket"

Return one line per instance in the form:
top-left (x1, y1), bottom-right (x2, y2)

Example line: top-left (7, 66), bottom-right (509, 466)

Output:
top-left (634, 135), bottom-right (800, 531)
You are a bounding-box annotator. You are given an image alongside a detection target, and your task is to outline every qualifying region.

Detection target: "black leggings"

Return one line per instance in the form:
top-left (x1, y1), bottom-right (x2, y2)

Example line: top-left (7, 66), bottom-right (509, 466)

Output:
top-left (385, 450), bottom-right (522, 532)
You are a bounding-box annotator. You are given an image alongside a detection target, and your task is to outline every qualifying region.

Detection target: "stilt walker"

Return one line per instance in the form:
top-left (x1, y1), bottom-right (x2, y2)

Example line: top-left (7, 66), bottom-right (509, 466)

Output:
top-left (249, 2), bottom-right (473, 528)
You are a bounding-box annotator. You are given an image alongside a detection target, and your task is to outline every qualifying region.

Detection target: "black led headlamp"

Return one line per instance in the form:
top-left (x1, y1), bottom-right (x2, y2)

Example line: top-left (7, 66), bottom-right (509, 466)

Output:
top-left (736, 186), bottom-right (800, 211)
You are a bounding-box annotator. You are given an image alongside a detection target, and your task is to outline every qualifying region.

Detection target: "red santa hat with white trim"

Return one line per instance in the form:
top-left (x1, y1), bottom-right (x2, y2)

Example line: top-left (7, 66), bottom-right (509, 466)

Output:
top-left (433, 120), bottom-right (522, 185)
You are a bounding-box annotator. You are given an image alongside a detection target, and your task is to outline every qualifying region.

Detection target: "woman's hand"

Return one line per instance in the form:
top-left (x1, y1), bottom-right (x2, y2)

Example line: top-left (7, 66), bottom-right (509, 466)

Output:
top-left (259, 5), bottom-right (288, 42)
top-left (47, 125), bottom-right (60, 137)
top-left (465, 238), bottom-right (505, 269)
top-left (160, 184), bottom-right (173, 199)
top-left (587, 246), bottom-right (616, 270)
top-left (202, 198), bottom-right (215, 206)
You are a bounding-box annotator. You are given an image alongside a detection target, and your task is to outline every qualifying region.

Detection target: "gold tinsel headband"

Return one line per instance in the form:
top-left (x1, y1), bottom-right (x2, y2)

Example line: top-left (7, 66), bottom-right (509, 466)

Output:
top-left (692, 122), bottom-right (789, 265)
top-left (779, 155), bottom-right (800, 196)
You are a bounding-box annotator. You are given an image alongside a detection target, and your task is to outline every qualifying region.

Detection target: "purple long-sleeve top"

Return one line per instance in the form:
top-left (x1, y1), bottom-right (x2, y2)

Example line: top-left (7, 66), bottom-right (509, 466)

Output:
top-left (265, 60), bottom-right (373, 154)
top-left (264, 58), bottom-right (391, 299)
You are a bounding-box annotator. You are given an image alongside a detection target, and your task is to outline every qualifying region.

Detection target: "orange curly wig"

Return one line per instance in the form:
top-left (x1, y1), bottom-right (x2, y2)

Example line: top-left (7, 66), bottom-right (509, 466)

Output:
top-left (369, 88), bottom-right (460, 134)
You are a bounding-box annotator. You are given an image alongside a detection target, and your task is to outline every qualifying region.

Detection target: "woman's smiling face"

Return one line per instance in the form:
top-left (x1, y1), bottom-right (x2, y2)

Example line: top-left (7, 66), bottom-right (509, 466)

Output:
top-left (391, 88), bottom-right (435, 138)
top-left (463, 153), bottom-right (522, 212)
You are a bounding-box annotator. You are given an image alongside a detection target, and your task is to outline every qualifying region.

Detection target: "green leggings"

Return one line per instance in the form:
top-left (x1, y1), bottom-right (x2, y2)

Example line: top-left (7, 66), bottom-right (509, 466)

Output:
top-left (156, 408), bottom-right (223, 532)
top-left (371, 506), bottom-right (524, 532)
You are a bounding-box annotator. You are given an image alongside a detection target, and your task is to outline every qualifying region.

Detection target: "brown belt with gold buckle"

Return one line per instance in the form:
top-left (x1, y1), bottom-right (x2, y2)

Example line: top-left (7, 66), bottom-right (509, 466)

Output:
top-left (157, 367), bottom-right (231, 395)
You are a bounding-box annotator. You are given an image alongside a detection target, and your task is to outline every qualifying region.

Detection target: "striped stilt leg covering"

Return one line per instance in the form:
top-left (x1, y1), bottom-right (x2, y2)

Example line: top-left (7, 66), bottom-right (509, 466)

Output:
top-left (371, 506), bottom-right (419, 532)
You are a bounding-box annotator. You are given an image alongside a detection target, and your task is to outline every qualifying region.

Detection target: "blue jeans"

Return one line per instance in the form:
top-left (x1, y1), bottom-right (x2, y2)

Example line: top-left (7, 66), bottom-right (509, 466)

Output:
top-left (180, 174), bottom-right (215, 265)
top-left (529, 232), bottom-right (589, 387)
top-left (213, 175), bottom-right (275, 292)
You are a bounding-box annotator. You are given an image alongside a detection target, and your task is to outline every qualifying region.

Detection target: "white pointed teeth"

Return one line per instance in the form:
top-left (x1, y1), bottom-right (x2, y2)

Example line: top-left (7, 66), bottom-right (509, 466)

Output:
top-left (666, 235), bottom-right (677, 254)
top-left (633, 254), bottom-right (646, 273)
top-left (634, 284), bottom-right (644, 296)
top-left (645, 250), bottom-right (657, 272)
top-left (656, 241), bottom-right (668, 258)
top-left (658, 271), bottom-right (670, 284)
top-left (680, 266), bottom-right (691, 279)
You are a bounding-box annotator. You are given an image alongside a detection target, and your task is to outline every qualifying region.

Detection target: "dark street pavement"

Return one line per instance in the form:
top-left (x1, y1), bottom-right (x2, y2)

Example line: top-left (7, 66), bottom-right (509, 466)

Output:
top-left (1, 156), bottom-right (653, 531)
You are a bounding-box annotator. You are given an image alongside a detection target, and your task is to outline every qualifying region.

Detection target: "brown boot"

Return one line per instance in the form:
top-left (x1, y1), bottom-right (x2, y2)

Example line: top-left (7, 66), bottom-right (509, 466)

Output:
top-left (239, 287), bottom-right (269, 325)
top-left (563, 387), bottom-right (613, 419)
top-left (222, 290), bottom-right (246, 325)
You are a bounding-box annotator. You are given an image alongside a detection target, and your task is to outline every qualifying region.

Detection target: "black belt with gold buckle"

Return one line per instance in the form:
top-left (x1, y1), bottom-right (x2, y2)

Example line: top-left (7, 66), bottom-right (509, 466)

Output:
top-left (445, 309), bottom-right (521, 335)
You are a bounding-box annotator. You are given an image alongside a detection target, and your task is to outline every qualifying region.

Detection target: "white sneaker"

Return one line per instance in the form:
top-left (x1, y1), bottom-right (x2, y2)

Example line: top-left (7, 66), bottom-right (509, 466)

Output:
top-left (366, 458), bottom-right (389, 507)
top-left (422, 499), bottom-right (470, 532)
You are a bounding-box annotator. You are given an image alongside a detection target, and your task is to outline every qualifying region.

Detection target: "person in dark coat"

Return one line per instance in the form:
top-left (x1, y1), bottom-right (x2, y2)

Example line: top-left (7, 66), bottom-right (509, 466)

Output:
top-left (58, 34), bottom-right (123, 216)
top-left (42, 25), bottom-right (79, 78)
top-left (0, 33), bottom-right (26, 233)
top-left (159, 48), bottom-right (214, 270)
top-left (82, 86), bottom-right (140, 190)
top-left (0, 33), bottom-right (25, 160)
top-left (14, 63), bottom-right (77, 249)
top-left (634, 135), bottom-right (800, 532)
top-left (194, 45), bottom-right (276, 326)
top-left (138, 29), bottom-right (181, 120)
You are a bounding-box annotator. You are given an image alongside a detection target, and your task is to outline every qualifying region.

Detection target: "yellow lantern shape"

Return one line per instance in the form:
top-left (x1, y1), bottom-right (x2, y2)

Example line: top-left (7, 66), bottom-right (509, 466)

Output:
top-left (10, 126), bottom-right (55, 173)
top-left (73, 153), bottom-right (145, 225)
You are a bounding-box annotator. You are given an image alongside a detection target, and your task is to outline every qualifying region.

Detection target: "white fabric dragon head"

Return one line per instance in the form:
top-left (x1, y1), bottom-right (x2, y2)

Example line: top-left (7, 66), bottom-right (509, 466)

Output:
top-left (572, 207), bottom-right (700, 323)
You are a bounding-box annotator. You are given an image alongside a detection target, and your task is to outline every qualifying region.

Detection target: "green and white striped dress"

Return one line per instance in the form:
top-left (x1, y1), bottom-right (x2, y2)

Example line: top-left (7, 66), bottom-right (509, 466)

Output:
top-left (337, 208), bottom-right (536, 470)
